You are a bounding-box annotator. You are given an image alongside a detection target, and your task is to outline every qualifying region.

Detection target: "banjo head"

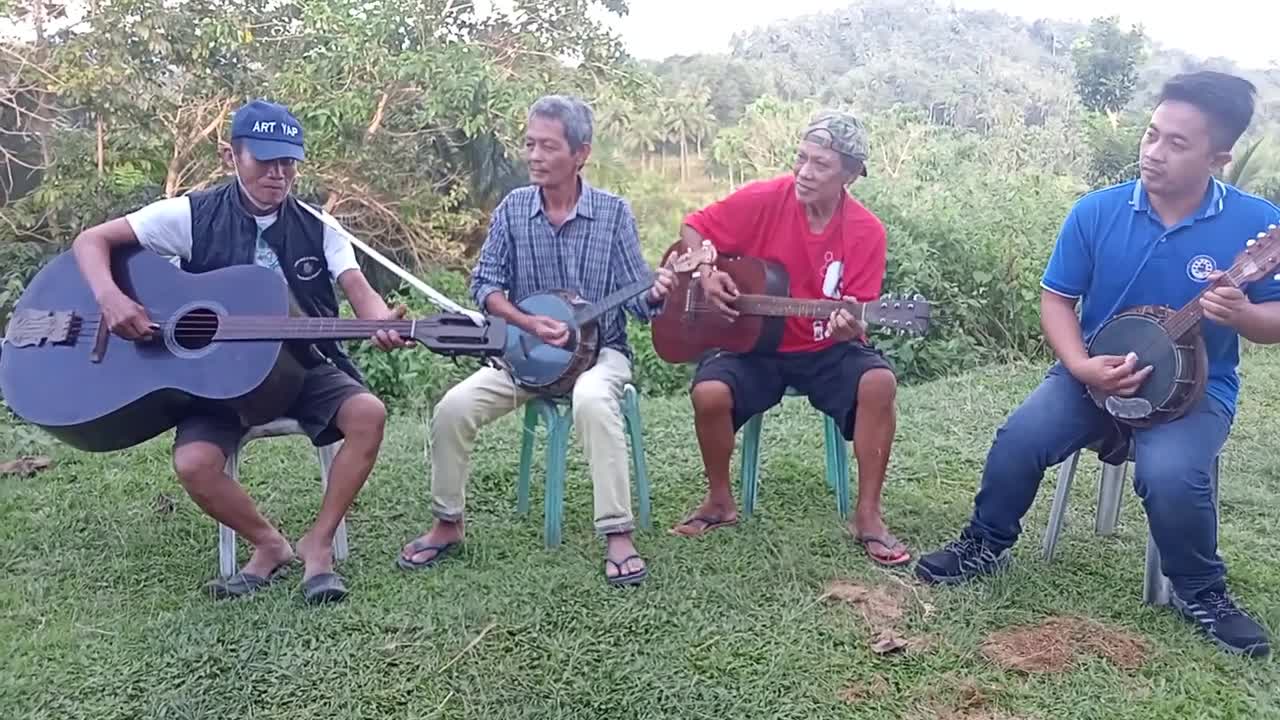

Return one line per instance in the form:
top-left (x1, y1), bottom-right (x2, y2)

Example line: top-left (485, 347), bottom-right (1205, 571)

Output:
top-left (1087, 310), bottom-right (1183, 417)
top-left (501, 290), bottom-right (601, 394)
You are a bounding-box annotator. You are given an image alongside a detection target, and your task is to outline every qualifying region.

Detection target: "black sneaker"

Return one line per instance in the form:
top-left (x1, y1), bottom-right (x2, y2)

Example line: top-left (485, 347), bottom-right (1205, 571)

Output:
top-left (914, 530), bottom-right (1011, 585)
top-left (1172, 585), bottom-right (1271, 658)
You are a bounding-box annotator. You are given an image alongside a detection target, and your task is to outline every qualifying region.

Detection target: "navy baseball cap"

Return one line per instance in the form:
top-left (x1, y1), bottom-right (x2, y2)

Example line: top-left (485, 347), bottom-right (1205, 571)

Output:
top-left (230, 99), bottom-right (305, 161)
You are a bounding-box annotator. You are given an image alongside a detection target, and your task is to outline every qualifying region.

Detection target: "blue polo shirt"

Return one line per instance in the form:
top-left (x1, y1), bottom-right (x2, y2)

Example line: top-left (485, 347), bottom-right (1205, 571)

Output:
top-left (1042, 177), bottom-right (1280, 417)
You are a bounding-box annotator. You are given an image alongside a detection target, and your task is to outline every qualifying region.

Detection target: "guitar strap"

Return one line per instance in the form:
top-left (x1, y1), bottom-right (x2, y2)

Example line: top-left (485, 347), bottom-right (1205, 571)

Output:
top-left (1091, 236), bottom-right (1163, 340)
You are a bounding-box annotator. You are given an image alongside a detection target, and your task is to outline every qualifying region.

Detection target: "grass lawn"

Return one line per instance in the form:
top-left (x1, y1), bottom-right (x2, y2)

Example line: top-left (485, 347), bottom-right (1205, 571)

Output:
top-left (2, 349), bottom-right (1278, 719)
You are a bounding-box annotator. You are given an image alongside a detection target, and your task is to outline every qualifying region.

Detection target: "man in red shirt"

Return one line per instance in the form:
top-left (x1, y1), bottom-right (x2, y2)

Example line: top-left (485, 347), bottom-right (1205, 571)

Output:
top-left (668, 110), bottom-right (908, 566)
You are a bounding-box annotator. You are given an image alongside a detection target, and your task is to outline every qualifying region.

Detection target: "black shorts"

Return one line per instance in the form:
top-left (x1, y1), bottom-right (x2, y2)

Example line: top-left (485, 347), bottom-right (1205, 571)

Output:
top-left (692, 342), bottom-right (894, 441)
top-left (174, 363), bottom-right (369, 458)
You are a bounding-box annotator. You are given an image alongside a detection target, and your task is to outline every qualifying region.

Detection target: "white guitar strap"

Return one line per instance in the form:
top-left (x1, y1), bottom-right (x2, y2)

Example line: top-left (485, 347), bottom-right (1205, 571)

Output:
top-left (294, 200), bottom-right (486, 326)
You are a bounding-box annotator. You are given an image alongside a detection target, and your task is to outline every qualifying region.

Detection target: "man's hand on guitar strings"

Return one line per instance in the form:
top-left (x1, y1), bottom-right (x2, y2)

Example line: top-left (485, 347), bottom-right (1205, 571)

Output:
top-left (1071, 352), bottom-right (1153, 397)
top-left (648, 267), bottom-right (676, 305)
top-left (100, 288), bottom-right (158, 341)
top-left (371, 303), bottom-right (412, 351)
top-left (825, 298), bottom-right (865, 341)
top-left (699, 268), bottom-right (739, 319)
top-left (1200, 270), bottom-right (1251, 329)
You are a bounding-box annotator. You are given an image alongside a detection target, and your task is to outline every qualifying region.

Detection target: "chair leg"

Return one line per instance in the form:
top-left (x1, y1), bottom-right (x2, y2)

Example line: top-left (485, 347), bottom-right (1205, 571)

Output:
top-left (739, 413), bottom-right (764, 518)
top-left (217, 447), bottom-right (242, 578)
top-left (824, 417), bottom-right (850, 520)
top-left (1042, 450), bottom-right (1080, 562)
top-left (623, 384), bottom-right (651, 530)
top-left (1142, 530), bottom-right (1170, 605)
top-left (1095, 459), bottom-right (1127, 536)
top-left (317, 440), bottom-right (347, 562)
top-left (516, 402), bottom-right (540, 515)
top-left (540, 401), bottom-right (569, 548)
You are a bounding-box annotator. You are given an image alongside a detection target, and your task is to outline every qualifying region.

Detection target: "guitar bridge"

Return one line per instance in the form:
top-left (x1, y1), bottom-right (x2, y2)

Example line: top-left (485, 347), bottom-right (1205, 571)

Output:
top-left (3, 309), bottom-right (80, 347)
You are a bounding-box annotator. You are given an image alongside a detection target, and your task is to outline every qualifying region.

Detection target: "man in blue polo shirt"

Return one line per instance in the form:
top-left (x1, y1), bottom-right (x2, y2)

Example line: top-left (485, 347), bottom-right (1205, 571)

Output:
top-left (915, 71), bottom-right (1280, 659)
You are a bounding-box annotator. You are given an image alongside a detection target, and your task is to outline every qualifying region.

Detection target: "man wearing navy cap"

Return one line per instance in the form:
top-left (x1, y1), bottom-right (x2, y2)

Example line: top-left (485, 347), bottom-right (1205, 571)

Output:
top-left (71, 98), bottom-right (409, 605)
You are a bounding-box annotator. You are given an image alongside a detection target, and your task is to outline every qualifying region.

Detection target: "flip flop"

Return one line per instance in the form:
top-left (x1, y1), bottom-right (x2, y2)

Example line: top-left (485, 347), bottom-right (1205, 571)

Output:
top-left (301, 572), bottom-right (348, 605)
top-left (856, 533), bottom-right (912, 567)
top-left (604, 554), bottom-right (648, 587)
top-left (669, 513), bottom-right (738, 538)
top-left (396, 538), bottom-right (460, 570)
top-left (205, 559), bottom-right (293, 600)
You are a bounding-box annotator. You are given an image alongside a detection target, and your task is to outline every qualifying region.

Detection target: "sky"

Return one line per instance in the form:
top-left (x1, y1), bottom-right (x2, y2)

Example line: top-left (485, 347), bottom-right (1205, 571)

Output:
top-left (604, 0), bottom-right (1280, 69)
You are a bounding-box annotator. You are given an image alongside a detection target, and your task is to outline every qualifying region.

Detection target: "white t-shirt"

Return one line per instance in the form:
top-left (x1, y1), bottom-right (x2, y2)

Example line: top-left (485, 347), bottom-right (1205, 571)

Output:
top-left (124, 195), bottom-right (360, 283)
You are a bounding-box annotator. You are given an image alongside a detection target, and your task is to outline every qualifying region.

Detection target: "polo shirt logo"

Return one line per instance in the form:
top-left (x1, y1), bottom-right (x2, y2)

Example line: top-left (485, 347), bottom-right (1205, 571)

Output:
top-left (1186, 254), bottom-right (1216, 283)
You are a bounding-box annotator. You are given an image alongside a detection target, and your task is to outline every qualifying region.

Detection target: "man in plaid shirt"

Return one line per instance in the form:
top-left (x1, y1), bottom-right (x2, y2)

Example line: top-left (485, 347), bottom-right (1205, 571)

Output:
top-left (397, 95), bottom-right (673, 586)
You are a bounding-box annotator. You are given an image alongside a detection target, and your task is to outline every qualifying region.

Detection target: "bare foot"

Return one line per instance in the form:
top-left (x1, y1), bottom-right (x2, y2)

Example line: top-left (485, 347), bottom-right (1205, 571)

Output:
top-left (296, 531), bottom-right (335, 581)
top-left (399, 519), bottom-right (464, 568)
top-left (849, 510), bottom-right (910, 566)
top-left (604, 531), bottom-right (645, 583)
top-left (669, 496), bottom-right (738, 537)
top-left (241, 532), bottom-right (294, 578)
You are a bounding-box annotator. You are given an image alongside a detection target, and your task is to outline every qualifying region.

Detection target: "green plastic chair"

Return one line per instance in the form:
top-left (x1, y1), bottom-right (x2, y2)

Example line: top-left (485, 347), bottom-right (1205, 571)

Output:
top-left (515, 382), bottom-right (651, 547)
top-left (739, 386), bottom-right (851, 519)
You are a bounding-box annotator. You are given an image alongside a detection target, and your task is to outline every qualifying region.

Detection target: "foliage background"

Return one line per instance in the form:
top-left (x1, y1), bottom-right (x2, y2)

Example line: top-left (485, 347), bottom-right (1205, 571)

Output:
top-left (4, 0), bottom-right (1280, 408)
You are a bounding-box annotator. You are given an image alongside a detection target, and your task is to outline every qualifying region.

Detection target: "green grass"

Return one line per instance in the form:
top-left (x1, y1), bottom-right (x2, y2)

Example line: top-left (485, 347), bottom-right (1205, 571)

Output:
top-left (2, 349), bottom-right (1279, 719)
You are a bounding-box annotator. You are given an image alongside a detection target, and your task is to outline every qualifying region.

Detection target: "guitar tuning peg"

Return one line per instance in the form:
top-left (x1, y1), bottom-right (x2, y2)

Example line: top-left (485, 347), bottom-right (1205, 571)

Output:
top-left (1247, 238), bottom-right (1257, 246)
top-left (1274, 273), bottom-right (1280, 282)
top-left (913, 294), bottom-right (923, 301)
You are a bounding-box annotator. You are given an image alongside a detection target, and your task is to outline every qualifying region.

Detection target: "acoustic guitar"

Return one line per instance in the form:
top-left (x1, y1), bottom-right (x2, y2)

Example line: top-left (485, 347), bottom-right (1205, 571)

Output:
top-left (493, 244), bottom-right (713, 396)
top-left (1086, 223), bottom-right (1280, 427)
top-left (0, 247), bottom-right (506, 452)
top-left (650, 240), bottom-right (932, 363)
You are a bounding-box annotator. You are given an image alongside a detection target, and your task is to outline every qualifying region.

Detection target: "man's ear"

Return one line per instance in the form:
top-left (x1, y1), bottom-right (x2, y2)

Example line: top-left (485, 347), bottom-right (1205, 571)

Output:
top-left (1212, 150), bottom-right (1233, 176)
top-left (218, 141), bottom-right (235, 171)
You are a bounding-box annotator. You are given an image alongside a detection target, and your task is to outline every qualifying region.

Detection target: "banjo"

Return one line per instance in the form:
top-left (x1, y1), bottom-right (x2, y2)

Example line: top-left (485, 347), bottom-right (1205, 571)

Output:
top-left (1087, 223), bottom-right (1280, 427)
top-left (493, 244), bottom-right (713, 397)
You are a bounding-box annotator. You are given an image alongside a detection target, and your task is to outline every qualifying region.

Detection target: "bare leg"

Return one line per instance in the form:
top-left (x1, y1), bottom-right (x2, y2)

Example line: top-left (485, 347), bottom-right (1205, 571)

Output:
top-left (846, 368), bottom-right (908, 563)
top-left (296, 393), bottom-right (386, 581)
top-left (671, 380), bottom-right (740, 537)
top-left (174, 441), bottom-right (293, 577)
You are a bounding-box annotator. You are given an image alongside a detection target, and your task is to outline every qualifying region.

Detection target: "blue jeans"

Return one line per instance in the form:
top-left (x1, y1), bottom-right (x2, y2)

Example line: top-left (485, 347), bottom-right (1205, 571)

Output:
top-left (968, 363), bottom-right (1232, 598)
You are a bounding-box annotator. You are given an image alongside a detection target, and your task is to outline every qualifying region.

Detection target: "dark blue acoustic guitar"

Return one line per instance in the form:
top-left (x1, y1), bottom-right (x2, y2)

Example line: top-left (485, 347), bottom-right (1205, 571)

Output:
top-left (0, 246), bottom-right (506, 452)
top-left (494, 244), bottom-right (710, 396)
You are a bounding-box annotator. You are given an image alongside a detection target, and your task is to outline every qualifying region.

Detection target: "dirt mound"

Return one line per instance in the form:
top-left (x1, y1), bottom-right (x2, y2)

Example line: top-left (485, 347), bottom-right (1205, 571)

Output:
top-left (981, 615), bottom-right (1150, 674)
top-left (822, 579), bottom-right (936, 655)
top-left (912, 677), bottom-right (1033, 720)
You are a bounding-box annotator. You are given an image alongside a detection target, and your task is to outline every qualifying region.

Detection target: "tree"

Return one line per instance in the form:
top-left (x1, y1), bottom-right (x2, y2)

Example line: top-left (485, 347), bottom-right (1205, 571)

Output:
top-left (1071, 16), bottom-right (1146, 114)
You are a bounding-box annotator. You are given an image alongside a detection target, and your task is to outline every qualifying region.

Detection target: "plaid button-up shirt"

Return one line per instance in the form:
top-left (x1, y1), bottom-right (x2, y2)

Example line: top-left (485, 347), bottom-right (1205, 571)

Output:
top-left (469, 178), bottom-right (657, 358)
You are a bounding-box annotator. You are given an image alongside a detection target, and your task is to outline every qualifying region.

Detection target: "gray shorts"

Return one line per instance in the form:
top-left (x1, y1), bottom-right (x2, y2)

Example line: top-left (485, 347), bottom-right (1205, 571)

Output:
top-left (174, 363), bottom-right (368, 458)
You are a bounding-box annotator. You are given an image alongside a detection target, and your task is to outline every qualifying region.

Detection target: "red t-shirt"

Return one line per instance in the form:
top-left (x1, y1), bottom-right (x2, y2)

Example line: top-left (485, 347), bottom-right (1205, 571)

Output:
top-left (683, 173), bottom-right (887, 353)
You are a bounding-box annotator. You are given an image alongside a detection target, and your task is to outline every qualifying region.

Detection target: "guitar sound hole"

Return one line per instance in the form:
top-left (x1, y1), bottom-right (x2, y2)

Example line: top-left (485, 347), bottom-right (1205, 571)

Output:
top-left (173, 308), bottom-right (219, 350)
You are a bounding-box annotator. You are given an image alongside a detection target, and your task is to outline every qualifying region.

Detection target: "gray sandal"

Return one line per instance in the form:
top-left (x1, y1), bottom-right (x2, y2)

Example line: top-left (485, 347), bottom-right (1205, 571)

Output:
top-left (396, 538), bottom-right (460, 570)
top-left (301, 572), bottom-right (348, 605)
top-left (206, 560), bottom-right (291, 600)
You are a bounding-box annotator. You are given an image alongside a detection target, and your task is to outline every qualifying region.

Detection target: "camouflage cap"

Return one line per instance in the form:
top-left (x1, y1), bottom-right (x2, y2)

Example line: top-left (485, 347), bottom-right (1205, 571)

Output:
top-left (802, 109), bottom-right (869, 177)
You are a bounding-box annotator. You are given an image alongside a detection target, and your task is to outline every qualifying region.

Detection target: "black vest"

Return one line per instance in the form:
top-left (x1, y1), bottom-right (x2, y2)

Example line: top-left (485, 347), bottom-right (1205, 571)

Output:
top-left (184, 181), bottom-right (364, 384)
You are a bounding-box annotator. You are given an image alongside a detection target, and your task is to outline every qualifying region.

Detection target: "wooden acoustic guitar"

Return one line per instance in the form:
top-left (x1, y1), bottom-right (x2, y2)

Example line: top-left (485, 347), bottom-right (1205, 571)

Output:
top-left (650, 240), bottom-right (932, 363)
top-left (493, 244), bottom-right (713, 396)
top-left (0, 246), bottom-right (506, 452)
top-left (1086, 223), bottom-right (1280, 427)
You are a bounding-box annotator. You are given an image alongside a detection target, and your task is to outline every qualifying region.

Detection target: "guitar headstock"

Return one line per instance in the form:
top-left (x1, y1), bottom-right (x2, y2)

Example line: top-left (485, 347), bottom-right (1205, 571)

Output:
top-left (665, 241), bottom-right (717, 273)
top-left (410, 313), bottom-right (507, 357)
top-left (864, 293), bottom-right (932, 336)
top-left (1230, 224), bottom-right (1280, 285)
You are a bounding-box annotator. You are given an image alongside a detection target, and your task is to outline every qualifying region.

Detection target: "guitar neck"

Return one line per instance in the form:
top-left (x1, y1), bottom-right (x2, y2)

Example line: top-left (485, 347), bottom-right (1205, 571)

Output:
top-left (213, 317), bottom-right (418, 341)
top-left (573, 275), bottom-right (654, 327)
top-left (733, 294), bottom-right (865, 321)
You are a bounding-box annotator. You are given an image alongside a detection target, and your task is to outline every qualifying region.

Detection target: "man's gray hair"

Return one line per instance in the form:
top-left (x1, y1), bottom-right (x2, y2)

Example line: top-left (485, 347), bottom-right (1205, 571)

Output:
top-left (528, 95), bottom-right (594, 152)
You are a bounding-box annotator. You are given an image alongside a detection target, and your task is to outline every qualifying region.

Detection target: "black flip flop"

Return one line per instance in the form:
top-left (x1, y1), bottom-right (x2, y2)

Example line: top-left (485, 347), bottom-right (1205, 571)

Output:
top-left (205, 559), bottom-right (292, 600)
top-left (604, 554), bottom-right (648, 587)
top-left (301, 572), bottom-right (348, 605)
top-left (396, 539), bottom-right (460, 571)
top-left (668, 514), bottom-right (738, 537)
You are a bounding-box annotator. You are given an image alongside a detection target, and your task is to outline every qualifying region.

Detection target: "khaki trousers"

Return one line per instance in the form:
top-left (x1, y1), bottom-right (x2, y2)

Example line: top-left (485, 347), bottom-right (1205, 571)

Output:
top-left (429, 347), bottom-right (636, 535)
